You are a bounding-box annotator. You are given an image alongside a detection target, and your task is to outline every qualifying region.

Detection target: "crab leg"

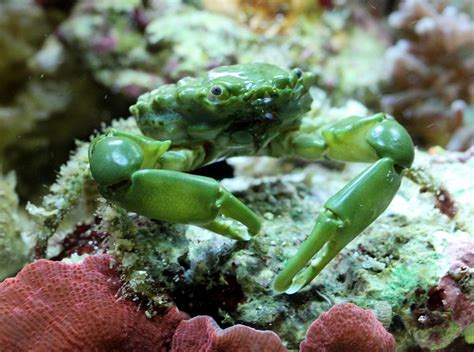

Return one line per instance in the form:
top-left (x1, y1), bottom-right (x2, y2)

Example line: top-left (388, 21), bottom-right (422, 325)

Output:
top-left (89, 130), bottom-right (260, 241)
top-left (273, 113), bottom-right (414, 293)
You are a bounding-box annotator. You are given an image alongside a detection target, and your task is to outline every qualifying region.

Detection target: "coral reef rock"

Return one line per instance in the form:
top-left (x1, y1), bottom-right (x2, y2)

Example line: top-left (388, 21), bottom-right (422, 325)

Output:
top-left (25, 115), bottom-right (474, 350)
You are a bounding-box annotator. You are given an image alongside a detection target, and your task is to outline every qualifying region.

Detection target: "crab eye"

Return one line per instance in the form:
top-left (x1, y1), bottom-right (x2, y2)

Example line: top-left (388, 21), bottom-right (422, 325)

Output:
top-left (295, 68), bottom-right (303, 79)
top-left (211, 85), bottom-right (223, 96)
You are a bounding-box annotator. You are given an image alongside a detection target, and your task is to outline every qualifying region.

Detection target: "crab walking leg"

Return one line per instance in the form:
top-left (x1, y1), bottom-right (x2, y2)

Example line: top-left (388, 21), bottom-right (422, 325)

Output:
top-left (274, 158), bottom-right (402, 293)
top-left (89, 131), bottom-right (260, 241)
top-left (273, 113), bottom-right (414, 293)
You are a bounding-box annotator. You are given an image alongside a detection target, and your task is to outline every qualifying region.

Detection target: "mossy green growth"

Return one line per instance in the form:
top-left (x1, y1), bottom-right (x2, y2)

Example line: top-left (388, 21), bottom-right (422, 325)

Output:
top-left (351, 231), bottom-right (448, 308)
top-left (0, 1), bottom-right (119, 199)
top-left (465, 322), bottom-right (474, 344)
top-left (58, 1), bottom-right (261, 95)
top-left (0, 173), bottom-right (32, 280)
top-left (100, 201), bottom-right (189, 309)
top-left (26, 141), bottom-right (94, 257)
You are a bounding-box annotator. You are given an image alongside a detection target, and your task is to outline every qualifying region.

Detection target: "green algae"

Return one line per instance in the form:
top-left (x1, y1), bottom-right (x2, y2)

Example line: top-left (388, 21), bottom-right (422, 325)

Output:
top-left (0, 173), bottom-right (32, 279)
top-left (465, 322), bottom-right (474, 344)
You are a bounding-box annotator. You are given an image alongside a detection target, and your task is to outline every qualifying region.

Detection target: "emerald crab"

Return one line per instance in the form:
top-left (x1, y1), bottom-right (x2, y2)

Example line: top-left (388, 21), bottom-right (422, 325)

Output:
top-left (89, 63), bottom-right (414, 294)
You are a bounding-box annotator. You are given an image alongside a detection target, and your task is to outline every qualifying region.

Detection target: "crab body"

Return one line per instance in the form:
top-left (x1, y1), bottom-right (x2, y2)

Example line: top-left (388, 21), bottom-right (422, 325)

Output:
top-left (130, 63), bottom-right (314, 163)
top-left (89, 63), bottom-right (414, 294)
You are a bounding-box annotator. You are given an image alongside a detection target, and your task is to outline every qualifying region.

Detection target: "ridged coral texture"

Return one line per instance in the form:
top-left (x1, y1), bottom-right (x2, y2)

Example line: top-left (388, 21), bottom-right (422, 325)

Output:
top-left (0, 254), bottom-right (187, 351)
top-left (300, 302), bottom-right (396, 352)
top-left (171, 315), bottom-right (287, 352)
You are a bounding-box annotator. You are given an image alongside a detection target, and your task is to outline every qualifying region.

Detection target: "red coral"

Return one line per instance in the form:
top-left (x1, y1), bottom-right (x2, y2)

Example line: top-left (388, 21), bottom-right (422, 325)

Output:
top-left (0, 254), bottom-right (187, 351)
top-left (171, 316), bottom-right (287, 352)
top-left (300, 302), bottom-right (395, 352)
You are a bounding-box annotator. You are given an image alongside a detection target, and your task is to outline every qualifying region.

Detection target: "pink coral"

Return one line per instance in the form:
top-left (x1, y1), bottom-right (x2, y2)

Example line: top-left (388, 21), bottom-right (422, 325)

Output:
top-left (438, 241), bottom-right (474, 328)
top-left (0, 254), bottom-right (188, 351)
top-left (300, 302), bottom-right (396, 352)
top-left (171, 316), bottom-right (287, 352)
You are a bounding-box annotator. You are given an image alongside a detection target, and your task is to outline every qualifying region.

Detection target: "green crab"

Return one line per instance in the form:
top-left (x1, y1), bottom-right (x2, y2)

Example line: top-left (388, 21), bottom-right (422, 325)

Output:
top-left (89, 63), bottom-right (414, 294)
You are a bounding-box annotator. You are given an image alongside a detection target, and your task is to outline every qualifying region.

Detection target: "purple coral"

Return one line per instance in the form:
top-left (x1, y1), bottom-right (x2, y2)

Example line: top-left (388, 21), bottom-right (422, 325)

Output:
top-left (381, 0), bottom-right (474, 147)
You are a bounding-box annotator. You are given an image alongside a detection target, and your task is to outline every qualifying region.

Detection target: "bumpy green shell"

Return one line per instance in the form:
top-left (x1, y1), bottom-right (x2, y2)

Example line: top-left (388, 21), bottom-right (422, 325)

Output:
top-left (130, 63), bottom-right (316, 158)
